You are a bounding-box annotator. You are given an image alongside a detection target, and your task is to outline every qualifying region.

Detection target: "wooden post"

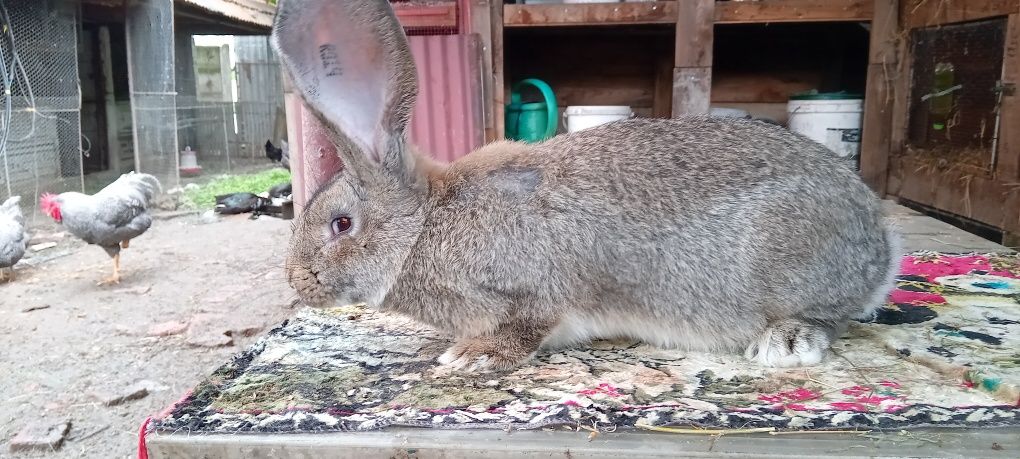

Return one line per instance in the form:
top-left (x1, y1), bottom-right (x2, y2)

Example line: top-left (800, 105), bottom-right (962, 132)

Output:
top-left (672, 0), bottom-right (714, 115)
top-left (491, 0), bottom-right (506, 139)
top-left (859, 0), bottom-right (901, 196)
top-left (465, 0), bottom-right (495, 143)
top-left (996, 13), bottom-right (1020, 181)
top-left (98, 26), bottom-right (121, 174)
top-left (467, 0), bottom-right (497, 143)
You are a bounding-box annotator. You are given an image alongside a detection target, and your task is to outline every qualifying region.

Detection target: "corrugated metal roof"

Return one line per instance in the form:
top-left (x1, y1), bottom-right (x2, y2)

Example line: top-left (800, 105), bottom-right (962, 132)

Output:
top-left (176, 0), bottom-right (276, 29)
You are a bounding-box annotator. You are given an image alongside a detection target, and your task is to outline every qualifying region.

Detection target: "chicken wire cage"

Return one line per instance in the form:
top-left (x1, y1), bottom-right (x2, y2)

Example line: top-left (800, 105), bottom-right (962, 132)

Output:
top-left (126, 0), bottom-right (179, 190)
top-left (0, 0), bottom-right (84, 219)
top-left (906, 18), bottom-right (1008, 171)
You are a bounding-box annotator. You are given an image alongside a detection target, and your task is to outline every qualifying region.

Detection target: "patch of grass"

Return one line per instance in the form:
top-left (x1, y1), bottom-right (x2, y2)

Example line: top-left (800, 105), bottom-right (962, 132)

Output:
top-left (182, 168), bottom-right (291, 209)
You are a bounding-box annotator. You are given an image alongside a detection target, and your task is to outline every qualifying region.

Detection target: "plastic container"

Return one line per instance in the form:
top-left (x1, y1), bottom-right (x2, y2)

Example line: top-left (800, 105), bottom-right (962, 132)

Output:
top-left (787, 91), bottom-right (863, 159)
top-left (710, 107), bottom-right (751, 119)
top-left (179, 146), bottom-right (202, 176)
top-left (564, 105), bottom-right (633, 133)
top-left (505, 79), bottom-right (558, 143)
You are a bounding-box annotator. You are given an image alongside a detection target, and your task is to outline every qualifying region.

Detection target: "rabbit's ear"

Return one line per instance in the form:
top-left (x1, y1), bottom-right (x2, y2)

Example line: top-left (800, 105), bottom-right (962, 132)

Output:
top-left (271, 0), bottom-right (417, 173)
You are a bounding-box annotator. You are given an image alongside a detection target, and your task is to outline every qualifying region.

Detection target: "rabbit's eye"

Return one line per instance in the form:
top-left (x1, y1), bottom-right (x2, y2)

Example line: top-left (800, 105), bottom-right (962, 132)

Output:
top-left (330, 216), bottom-right (352, 235)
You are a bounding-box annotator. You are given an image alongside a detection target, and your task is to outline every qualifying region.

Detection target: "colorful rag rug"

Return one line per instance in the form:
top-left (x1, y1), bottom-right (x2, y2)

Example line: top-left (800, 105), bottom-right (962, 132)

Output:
top-left (151, 252), bottom-right (1020, 434)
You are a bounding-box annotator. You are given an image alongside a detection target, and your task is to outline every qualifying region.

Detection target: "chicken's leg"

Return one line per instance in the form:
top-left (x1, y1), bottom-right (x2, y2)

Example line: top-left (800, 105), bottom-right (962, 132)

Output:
top-left (98, 254), bottom-right (121, 286)
top-left (0, 267), bottom-right (10, 282)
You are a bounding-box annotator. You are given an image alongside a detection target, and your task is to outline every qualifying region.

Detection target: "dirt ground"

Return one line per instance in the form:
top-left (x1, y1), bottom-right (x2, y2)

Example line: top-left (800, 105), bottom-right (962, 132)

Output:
top-left (0, 210), bottom-right (295, 458)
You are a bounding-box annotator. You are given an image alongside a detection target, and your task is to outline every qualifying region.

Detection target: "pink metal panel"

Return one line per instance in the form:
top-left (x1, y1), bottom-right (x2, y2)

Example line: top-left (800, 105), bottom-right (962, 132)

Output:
top-left (407, 35), bottom-right (484, 163)
top-left (288, 27), bottom-right (484, 209)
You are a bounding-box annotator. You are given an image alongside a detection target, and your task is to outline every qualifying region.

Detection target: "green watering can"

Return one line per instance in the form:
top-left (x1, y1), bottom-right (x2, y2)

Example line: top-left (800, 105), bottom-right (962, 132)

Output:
top-left (505, 79), bottom-right (557, 143)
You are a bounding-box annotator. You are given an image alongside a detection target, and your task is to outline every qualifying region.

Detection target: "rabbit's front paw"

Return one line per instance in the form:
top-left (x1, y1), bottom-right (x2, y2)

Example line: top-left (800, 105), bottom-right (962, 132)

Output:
top-left (745, 319), bottom-right (832, 368)
top-left (437, 339), bottom-right (529, 373)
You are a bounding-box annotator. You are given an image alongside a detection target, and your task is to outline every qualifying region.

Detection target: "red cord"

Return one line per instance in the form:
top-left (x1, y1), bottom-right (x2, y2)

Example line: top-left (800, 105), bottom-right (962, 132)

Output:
top-left (137, 417), bottom-right (151, 459)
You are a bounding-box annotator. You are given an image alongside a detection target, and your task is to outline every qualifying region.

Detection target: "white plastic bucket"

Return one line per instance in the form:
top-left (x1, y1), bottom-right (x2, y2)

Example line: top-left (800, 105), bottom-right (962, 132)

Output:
top-left (564, 105), bottom-right (633, 133)
top-left (710, 107), bottom-right (751, 119)
top-left (787, 98), bottom-right (863, 159)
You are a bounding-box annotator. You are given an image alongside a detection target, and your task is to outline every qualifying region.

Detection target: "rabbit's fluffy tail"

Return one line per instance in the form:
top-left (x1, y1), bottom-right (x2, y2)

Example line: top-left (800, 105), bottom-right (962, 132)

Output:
top-left (856, 222), bottom-right (902, 320)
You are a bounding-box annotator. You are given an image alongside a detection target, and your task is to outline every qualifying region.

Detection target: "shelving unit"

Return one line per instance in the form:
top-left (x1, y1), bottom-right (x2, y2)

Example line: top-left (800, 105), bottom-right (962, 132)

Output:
top-left (504, 1), bottom-right (677, 27)
top-left (715, 0), bottom-right (873, 24)
top-left (504, 0), bottom-right (874, 28)
top-left (472, 0), bottom-right (1020, 242)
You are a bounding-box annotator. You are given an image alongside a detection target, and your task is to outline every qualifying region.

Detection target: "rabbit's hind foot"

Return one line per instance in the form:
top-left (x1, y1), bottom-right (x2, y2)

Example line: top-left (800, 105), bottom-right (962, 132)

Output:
top-left (744, 318), bottom-right (837, 368)
top-left (437, 320), bottom-right (553, 373)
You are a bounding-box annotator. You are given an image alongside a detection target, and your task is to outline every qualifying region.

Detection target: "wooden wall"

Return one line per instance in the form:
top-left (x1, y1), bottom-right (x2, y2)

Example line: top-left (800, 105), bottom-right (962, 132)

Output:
top-left (880, 0), bottom-right (1020, 238)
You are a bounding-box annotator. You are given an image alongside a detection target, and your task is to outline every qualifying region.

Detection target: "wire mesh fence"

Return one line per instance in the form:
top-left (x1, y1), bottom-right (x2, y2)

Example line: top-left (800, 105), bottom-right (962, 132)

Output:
top-left (0, 0), bottom-right (83, 222)
top-left (126, 0), bottom-right (179, 191)
top-left (2, 0), bottom-right (287, 221)
top-left (906, 18), bottom-right (1008, 171)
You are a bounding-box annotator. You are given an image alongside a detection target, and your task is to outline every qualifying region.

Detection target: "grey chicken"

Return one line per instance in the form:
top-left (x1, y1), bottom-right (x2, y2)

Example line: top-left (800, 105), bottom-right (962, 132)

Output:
top-left (0, 196), bottom-right (28, 282)
top-left (40, 172), bottom-right (161, 285)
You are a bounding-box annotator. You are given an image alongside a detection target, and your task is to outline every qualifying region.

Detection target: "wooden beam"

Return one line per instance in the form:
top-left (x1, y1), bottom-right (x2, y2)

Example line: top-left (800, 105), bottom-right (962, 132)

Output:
top-left (468, 0), bottom-right (496, 143)
top-left (673, 0), bottom-right (713, 115)
top-left (901, 0), bottom-right (1019, 29)
top-left (653, 55), bottom-right (674, 118)
top-left (492, 0), bottom-right (506, 139)
top-left (676, 0), bottom-right (714, 68)
top-left (997, 14), bottom-right (1020, 181)
top-left (715, 0), bottom-right (874, 24)
top-left (672, 67), bottom-right (712, 115)
top-left (504, 2), bottom-right (677, 27)
top-left (889, 156), bottom-right (1020, 234)
top-left (859, 0), bottom-right (900, 196)
top-left (393, 3), bottom-right (459, 29)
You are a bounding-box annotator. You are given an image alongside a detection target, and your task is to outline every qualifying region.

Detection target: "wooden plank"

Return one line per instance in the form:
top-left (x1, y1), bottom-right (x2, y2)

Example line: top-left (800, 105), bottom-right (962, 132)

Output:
top-left (673, 0), bottom-right (713, 115)
top-left (653, 55), bottom-right (674, 117)
top-left (715, 0), bottom-right (874, 24)
top-left (859, 0), bottom-right (900, 196)
top-left (901, 0), bottom-right (1019, 29)
top-left (889, 156), bottom-right (1020, 233)
top-left (860, 64), bottom-right (895, 195)
top-left (711, 73), bottom-right (821, 103)
top-left (672, 67), bottom-right (712, 115)
top-left (504, 2), bottom-right (677, 27)
top-left (676, 0), bottom-right (714, 68)
top-left (492, 0), bottom-right (505, 139)
top-left (468, 0), bottom-right (496, 143)
top-left (394, 3), bottom-right (459, 29)
top-left (997, 14), bottom-right (1020, 180)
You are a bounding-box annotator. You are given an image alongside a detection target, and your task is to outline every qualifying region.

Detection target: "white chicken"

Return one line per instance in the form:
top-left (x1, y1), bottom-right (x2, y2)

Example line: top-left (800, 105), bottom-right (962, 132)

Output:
top-left (0, 196), bottom-right (28, 282)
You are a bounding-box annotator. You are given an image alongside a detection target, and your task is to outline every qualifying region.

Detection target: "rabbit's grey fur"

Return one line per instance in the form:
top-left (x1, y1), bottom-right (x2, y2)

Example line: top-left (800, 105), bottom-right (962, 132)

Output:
top-left (275, 0), bottom-right (899, 372)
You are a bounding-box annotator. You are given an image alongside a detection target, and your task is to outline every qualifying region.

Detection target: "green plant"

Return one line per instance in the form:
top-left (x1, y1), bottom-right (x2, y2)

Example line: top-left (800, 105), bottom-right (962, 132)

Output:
top-left (183, 168), bottom-right (291, 209)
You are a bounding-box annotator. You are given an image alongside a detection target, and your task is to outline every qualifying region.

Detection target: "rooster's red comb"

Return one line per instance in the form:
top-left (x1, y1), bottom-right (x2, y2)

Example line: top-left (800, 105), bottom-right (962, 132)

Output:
top-left (39, 193), bottom-right (58, 210)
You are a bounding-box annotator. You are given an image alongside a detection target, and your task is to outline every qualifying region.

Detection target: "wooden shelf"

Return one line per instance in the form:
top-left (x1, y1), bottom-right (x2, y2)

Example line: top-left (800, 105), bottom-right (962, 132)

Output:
top-left (504, 2), bottom-right (678, 28)
top-left (394, 3), bottom-right (458, 29)
top-left (504, 1), bottom-right (874, 28)
top-left (715, 0), bottom-right (874, 24)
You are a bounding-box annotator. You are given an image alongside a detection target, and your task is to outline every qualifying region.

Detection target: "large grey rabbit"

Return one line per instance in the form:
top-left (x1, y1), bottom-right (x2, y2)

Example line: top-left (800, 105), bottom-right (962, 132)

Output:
top-left (274, 0), bottom-right (899, 372)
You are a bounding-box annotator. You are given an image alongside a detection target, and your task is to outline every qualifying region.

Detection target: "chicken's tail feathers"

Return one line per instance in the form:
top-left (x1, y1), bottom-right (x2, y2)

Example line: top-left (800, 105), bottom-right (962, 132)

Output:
top-left (126, 172), bottom-right (162, 201)
top-left (1, 195), bottom-right (23, 220)
top-left (1, 195), bottom-right (21, 211)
